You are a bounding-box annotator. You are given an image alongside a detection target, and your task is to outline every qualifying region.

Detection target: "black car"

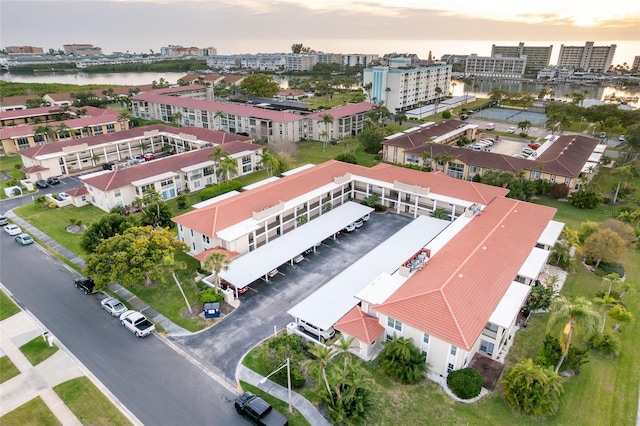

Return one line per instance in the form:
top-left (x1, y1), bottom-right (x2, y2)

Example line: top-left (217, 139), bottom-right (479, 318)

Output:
top-left (35, 180), bottom-right (48, 188)
top-left (74, 277), bottom-right (96, 295)
top-left (102, 162), bottom-right (114, 170)
top-left (47, 176), bottom-right (61, 185)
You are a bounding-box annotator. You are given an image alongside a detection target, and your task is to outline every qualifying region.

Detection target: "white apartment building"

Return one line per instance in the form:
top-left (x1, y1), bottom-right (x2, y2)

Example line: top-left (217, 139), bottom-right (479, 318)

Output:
top-left (284, 54), bottom-right (316, 71)
top-left (633, 56), bottom-right (640, 72)
top-left (491, 42), bottom-right (553, 73)
top-left (198, 47), bottom-right (218, 56)
top-left (314, 53), bottom-right (343, 65)
top-left (464, 54), bottom-right (527, 79)
top-left (343, 54), bottom-right (379, 67)
top-left (537, 66), bottom-right (574, 80)
top-left (362, 58), bottom-right (452, 113)
top-left (557, 42), bottom-right (616, 73)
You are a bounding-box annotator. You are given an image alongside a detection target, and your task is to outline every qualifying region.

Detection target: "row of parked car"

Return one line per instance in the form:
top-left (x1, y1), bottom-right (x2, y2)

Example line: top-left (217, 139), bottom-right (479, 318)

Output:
top-left (74, 277), bottom-right (156, 337)
top-left (3, 222), bottom-right (35, 246)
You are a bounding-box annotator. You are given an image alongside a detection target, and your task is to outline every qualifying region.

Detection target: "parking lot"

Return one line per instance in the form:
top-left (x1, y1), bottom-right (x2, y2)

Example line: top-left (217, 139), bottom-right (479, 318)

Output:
top-left (173, 212), bottom-right (414, 380)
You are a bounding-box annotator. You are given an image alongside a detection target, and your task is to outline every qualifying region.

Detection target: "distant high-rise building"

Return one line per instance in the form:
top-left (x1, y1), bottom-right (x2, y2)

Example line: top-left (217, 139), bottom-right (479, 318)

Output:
top-left (632, 56), bottom-right (640, 72)
top-left (5, 46), bottom-right (44, 55)
top-left (557, 42), bottom-right (616, 73)
top-left (198, 47), bottom-right (218, 56)
top-left (284, 54), bottom-right (316, 71)
top-left (342, 54), bottom-right (379, 67)
top-left (363, 58), bottom-right (451, 113)
top-left (491, 42), bottom-right (552, 75)
top-left (63, 44), bottom-right (102, 56)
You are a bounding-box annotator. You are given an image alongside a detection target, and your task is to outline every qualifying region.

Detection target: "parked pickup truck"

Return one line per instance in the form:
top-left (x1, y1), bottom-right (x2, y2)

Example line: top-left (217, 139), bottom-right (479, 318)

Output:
top-left (234, 392), bottom-right (288, 426)
top-left (119, 310), bottom-right (155, 337)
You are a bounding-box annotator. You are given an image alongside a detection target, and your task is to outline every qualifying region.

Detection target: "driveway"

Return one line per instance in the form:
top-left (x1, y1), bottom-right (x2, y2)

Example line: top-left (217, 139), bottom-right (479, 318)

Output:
top-left (172, 212), bottom-right (413, 380)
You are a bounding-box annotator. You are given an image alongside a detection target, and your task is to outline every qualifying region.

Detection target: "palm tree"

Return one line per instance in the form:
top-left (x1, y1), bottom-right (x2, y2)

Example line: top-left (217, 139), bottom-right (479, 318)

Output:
top-left (219, 157), bottom-right (237, 182)
top-left (462, 77), bottom-right (473, 105)
top-left (421, 150), bottom-right (432, 169)
top-left (163, 255), bottom-right (192, 314)
top-left (75, 108), bottom-right (88, 118)
top-left (335, 336), bottom-right (355, 370)
top-left (33, 124), bottom-right (56, 144)
top-left (363, 82), bottom-right (373, 103)
top-left (592, 292), bottom-right (619, 333)
top-left (56, 123), bottom-right (70, 139)
top-left (394, 113), bottom-right (407, 126)
top-left (547, 296), bottom-right (601, 373)
top-left (434, 86), bottom-right (443, 115)
top-left (305, 343), bottom-right (336, 403)
top-left (208, 146), bottom-right (228, 181)
top-left (259, 149), bottom-right (280, 177)
top-left (204, 251), bottom-right (231, 293)
top-left (501, 359), bottom-right (564, 416)
top-left (611, 165), bottom-right (632, 204)
top-left (517, 120), bottom-right (531, 135)
top-left (59, 104), bottom-right (72, 119)
top-left (321, 114), bottom-right (334, 151)
top-left (117, 109), bottom-right (132, 130)
top-left (170, 111), bottom-right (183, 126)
top-left (213, 111), bottom-right (225, 130)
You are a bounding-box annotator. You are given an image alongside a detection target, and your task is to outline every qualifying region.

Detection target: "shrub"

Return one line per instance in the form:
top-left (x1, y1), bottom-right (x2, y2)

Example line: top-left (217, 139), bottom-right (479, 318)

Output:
top-left (569, 187), bottom-right (602, 209)
top-left (535, 334), bottom-right (589, 372)
top-left (334, 153), bottom-right (358, 164)
top-left (442, 110), bottom-right (452, 119)
top-left (526, 285), bottom-right (557, 311)
top-left (265, 335), bottom-right (306, 388)
top-left (596, 262), bottom-right (625, 278)
top-left (549, 183), bottom-right (570, 199)
top-left (199, 180), bottom-right (243, 201)
top-left (197, 288), bottom-right (224, 305)
top-left (176, 194), bottom-right (188, 209)
top-left (502, 359), bottom-right (563, 417)
top-left (447, 368), bottom-right (483, 399)
top-left (110, 205), bottom-right (126, 215)
top-left (587, 332), bottom-right (621, 357)
top-left (378, 337), bottom-right (426, 384)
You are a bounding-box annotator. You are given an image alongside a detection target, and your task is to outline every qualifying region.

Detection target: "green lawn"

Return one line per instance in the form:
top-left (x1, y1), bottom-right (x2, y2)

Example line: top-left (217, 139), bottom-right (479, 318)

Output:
top-left (19, 336), bottom-right (59, 366)
top-left (0, 356), bottom-right (20, 384)
top-left (293, 140), bottom-right (377, 167)
top-left (122, 250), bottom-right (208, 332)
top-left (0, 290), bottom-right (20, 320)
top-left (239, 381), bottom-right (310, 426)
top-left (14, 203), bottom-right (105, 257)
top-left (0, 155), bottom-right (25, 200)
top-left (53, 377), bottom-right (132, 426)
top-left (0, 396), bottom-right (61, 426)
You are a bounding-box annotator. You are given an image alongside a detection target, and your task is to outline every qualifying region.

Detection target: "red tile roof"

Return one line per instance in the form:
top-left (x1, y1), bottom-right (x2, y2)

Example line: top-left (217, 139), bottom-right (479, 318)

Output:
top-left (65, 186), bottom-right (88, 197)
top-left (334, 306), bottom-right (385, 344)
top-left (22, 164), bottom-right (48, 173)
top-left (46, 93), bottom-right (74, 102)
top-left (0, 95), bottom-right (40, 109)
top-left (133, 92), bottom-right (303, 123)
top-left (306, 103), bottom-right (376, 119)
top-left (172, 161), bottom-right (509, 238)
top-left (18, 124), bottom-right (250, 159)
top-left (1, 112), bottom-right (120, 139)
top-left (111, 85), bottom-right (155, 96)
top-left (402, 134), bottom-right (599, 178)
top-left (193, 247), bottom-right (240, 263)
top-left (82, 142), bottom-right (261, 191)
top-left (178, 74), bottom-right (225, 84)
top-left (382, 119), bottom-right (469, 149)
top-left (0, 105), bottom-right (107, 121)
top-left (375, 197), bottom-right (556, 350)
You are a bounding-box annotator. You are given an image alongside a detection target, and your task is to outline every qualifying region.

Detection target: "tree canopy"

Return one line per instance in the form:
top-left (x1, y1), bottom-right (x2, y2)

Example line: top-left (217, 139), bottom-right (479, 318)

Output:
top-left (84, 226), bottom-right (188, 290)
top-left (79, 213), bottom-right (137, 253)
top-left (501, 359), bottom-right (564, 417)
top-left (583, 228), bottom-right (627, 269)
top-left (239, 73), bottom-right (281, 98)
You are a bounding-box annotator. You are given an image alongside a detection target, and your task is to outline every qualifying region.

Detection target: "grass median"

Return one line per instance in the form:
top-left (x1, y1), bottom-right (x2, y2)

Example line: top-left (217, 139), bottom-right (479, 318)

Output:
top-left (0, 290), bottom-right (20, 320)
top-left (19, 336), bottom-right (59, 366)
top-left (0, 397), bottom-right (61, 425)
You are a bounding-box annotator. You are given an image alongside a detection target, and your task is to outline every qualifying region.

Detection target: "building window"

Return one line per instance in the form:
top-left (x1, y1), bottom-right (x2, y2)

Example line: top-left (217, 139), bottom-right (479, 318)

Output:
top-left (450, 345), bottom-right (457, 356)
top-left (531, 171), bottom-right (541, 179)
top-left (423, 333), bottom-right (430, 344)
top-left (114, 190), bottom-right (121, 198)
top-left (480, 340), bottom-right (495, 356)
top-left (447, 363), bottom-right (454, 373)
top-left (482, 323), bottom-right (498, 339)
top-left (469, 165), bottom-right (477, 173)
top-left (387, 317), bottom-right (402, 332)
top-left (93, 126), bottom-right (103, 135)
top-left (202, 235), bottom-right (210, 244)
top-left (106, 124), bottom-right (116, 133)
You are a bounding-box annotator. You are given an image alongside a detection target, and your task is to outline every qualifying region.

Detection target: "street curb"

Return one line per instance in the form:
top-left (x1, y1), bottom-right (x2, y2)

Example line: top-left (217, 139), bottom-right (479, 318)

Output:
top-left (0, 283), bottom-right (144, 426)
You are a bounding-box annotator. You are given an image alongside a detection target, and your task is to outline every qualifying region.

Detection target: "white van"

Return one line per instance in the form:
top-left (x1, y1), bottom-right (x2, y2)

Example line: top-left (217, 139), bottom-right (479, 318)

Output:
top-left (485, 123), bottom-right (496, 130)
top-left (298, 319), bottom-right (335, 341)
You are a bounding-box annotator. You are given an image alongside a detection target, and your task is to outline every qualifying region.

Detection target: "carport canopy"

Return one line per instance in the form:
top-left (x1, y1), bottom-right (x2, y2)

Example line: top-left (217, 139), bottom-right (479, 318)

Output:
top-left (218, 202), bottom-right (374, 290)
top-left (288, 215), bottom-right (450, 331)
top-left (488, 281), bottom-right (531, 329)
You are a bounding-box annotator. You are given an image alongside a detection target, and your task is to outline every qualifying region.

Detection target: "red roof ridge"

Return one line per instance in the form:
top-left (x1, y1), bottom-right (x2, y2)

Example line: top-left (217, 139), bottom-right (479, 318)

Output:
top-left (441, 288), bottom-right (471, 349)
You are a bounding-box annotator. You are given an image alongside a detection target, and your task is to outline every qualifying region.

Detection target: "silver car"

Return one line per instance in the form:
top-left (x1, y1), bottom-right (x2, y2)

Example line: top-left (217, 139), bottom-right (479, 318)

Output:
top-left (101, 297), bottom-right (127, 317)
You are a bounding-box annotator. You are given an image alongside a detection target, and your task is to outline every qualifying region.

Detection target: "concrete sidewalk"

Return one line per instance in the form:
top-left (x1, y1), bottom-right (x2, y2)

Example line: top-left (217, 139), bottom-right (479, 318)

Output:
top-left (236, 364), bottom-right (332, 426)
top-left (0, 292), bottom-right (142, 425)
top-left (4, 211), bottom-right (190, 336)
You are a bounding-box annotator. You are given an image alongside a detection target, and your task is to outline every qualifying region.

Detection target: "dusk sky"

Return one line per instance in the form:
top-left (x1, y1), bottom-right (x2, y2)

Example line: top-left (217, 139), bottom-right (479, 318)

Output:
top-left (1, 1), bottom-right (639, 62)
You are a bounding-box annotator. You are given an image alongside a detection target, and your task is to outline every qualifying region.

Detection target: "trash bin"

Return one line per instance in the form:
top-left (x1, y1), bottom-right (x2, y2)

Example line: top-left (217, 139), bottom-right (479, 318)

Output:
top-left (204, 302), bottom-right (220, 318)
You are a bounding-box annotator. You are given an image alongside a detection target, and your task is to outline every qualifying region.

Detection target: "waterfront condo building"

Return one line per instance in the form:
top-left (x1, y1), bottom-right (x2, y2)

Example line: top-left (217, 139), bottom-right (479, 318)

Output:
top-left (363, 58), bottom-right (452, 113)
top-left (557, 42), bottom-right (616, 73)
top-left (464, 54), bottom-right (527, 79)
top-left (491, 42), bottom-right (553, 75)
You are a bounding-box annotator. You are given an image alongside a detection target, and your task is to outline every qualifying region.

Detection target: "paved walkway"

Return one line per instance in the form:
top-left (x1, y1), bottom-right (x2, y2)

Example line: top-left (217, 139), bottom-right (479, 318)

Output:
top-left (0, 286), bottom-right (141, 425)
top-left (236, 365), bottom-right (332, 426)
top-left (4, 210), bottom-right (332, 426)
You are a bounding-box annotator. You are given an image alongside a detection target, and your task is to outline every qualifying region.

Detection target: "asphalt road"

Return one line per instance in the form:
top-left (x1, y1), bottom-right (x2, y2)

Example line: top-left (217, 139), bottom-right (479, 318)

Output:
top-left (174, 212), bottom-right (413, 380)
top-left (0, 235), bottom-right (245, 426)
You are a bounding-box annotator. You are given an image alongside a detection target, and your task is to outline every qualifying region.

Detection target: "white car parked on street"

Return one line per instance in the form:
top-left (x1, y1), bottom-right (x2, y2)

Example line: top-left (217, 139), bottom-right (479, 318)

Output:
top-left (101, 297), bottom-right (127, 317)
top-left (4, 224), bottom-right (21, 236)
